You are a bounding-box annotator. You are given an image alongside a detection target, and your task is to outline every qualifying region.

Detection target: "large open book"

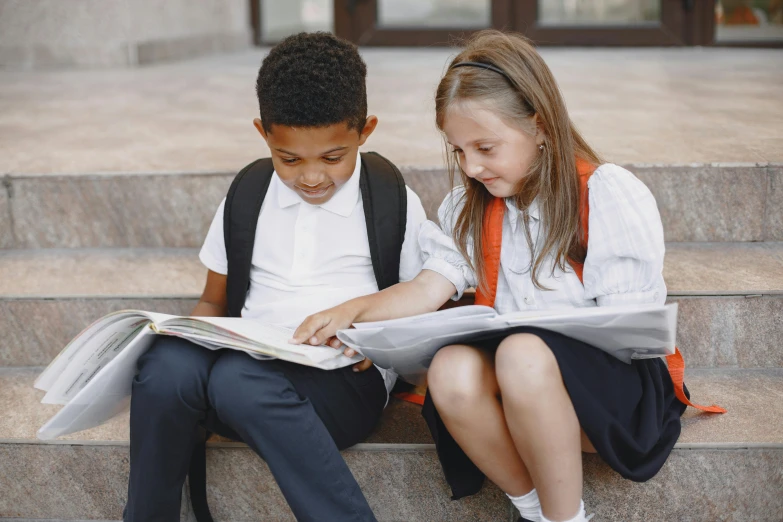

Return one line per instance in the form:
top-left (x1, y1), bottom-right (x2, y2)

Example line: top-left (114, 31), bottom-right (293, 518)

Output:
top-left (35, 311), bottom-right (360, 440)
top-left (337, 303), bottom-right (678, 386)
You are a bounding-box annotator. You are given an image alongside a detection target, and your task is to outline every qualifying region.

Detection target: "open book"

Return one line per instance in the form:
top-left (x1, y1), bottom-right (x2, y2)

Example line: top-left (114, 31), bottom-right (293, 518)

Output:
top-left (337, 303), bottom-right (678, 386)
top-left (35, 310), bottom-right (360, 440)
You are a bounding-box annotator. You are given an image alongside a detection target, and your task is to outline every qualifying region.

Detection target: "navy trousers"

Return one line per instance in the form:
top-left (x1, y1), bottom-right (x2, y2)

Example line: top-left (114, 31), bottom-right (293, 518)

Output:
top-left (124, 335), bottom-right (387, 522)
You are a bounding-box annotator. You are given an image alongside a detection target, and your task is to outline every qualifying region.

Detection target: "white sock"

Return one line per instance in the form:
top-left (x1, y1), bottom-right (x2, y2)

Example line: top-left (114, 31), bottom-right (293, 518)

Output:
top-left (507, 488), bottom-right (541, 521)
top-left (539, 500), bottom-right (593, 522)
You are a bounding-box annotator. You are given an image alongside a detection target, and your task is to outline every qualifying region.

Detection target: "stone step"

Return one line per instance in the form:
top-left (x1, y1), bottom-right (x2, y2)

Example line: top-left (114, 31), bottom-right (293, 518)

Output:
top-left (1, 367), bottom-right (781, 521)
top-left (1, 164), bottom-right (780, 249)
top-left (1, 244), bottom-right (782, 368)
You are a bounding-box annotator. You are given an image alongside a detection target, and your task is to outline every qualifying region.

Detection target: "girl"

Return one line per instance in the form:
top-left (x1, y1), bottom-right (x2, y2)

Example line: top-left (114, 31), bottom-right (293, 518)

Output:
top-left (293, 30), bottom-right (699, 522)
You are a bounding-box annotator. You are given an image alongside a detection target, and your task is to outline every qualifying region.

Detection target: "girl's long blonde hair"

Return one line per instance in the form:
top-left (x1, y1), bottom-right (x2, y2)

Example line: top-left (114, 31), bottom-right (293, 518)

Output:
top-left (436, 30), bottom-right (602, 292)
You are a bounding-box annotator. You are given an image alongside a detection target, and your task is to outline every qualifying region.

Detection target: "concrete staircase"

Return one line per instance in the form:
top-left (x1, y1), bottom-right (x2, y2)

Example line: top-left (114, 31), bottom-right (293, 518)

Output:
top-left (1, 162), bottom-right (782, 521)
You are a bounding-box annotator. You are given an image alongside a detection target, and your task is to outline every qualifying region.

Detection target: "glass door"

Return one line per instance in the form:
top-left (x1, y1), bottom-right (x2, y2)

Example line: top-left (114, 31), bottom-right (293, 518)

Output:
top-left (331, 0), bottom-right (780, 47)
top-left (715, 0), bottom-right (783, 46)
top-left (513, 0), bottom-right (701, 46)
top-left (334, 0), bottom-right (513, 45)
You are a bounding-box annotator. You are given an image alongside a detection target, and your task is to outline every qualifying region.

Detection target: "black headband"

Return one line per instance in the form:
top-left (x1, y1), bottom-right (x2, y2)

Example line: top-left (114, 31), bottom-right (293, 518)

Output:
top-left (451, 61), bottom-right (511, 82)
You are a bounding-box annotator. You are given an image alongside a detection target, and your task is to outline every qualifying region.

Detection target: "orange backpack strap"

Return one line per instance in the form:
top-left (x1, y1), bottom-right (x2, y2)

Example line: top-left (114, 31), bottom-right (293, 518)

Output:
top-left (566, 159), bottom-right (594, 281)
top-left (474, 197), bottom-right (506, 307)
top-left (665, 348), bottom-right (726, 413)
top-left (392, 390), bottom-right (426, 406)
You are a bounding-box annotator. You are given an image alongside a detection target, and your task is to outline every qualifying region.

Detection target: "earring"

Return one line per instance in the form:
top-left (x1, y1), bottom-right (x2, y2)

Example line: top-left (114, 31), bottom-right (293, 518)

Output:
top-left (539, 144), bottom-right (544, 151)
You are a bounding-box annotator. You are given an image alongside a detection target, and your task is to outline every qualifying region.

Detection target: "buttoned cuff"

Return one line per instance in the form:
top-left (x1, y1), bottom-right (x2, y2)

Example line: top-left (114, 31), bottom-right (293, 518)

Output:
top-left (596, 288), bottom-right (662, 307)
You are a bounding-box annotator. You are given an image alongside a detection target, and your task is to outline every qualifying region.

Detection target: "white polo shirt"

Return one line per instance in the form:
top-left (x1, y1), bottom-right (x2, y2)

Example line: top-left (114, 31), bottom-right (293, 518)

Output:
top-left (199, 153), bottom-right (426, 393)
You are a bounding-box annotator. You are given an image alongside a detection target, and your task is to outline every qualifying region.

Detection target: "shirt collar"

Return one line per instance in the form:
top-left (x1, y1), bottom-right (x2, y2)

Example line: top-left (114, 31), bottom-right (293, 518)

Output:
top-left (275, 152), bottom-right (362, 217)
top-left (506, 196), bottom-right (540, 233)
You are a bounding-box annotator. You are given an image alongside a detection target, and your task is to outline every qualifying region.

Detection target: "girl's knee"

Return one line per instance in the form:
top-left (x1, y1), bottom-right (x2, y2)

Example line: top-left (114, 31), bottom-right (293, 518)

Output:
top-left (495, 334), bottom-right (561, 395)
top-left (429, 345), bottom-right (495, 411)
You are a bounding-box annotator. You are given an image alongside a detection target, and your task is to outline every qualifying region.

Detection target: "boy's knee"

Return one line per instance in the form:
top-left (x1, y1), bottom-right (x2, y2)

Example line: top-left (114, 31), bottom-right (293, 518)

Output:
top-left (495, 334), bottom-right (560, 397)
top-left (207, 354), bottom-right (285, 423)
top-left (133, 338), bottom-right (208, 410)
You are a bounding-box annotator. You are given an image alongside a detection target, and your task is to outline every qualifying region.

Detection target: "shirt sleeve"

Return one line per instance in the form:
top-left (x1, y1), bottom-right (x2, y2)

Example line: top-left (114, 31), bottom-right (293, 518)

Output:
top-left (398, 186), bottom-right (427, 282)
top-left (419, 186), bottom-right (478, 300)
top-left (198, 198), bottom-right (228, 275)
top-left (582, 164), bottom-right (667, 307)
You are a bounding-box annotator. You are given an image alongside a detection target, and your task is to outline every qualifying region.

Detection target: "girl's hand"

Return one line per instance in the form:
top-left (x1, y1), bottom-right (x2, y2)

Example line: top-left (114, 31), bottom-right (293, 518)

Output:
top-left (291, 303), bottom-right (361, 351)
top-left (292, 304), bottom-right (374, 371)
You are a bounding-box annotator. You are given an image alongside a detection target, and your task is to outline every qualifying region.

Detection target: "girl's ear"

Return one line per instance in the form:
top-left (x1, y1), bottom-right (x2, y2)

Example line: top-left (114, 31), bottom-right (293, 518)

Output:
top-left (533, 114), bottom-right (547, 146)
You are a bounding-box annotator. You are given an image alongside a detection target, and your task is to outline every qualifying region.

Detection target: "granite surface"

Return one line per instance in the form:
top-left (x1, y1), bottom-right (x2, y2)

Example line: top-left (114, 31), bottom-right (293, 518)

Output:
top-left (9, 175), bottom-right (232, 249)
top-left (672, 296), bottom-right (783, 368)
top-left (766, 166), bottom-right (783, 241)
top-left (634, 165), bottom-right (767, 242)
top-left (0, 298), bottom-right (196, 367)
top-left (3, 368), bottom-right (780, 446)
top-left (1, 48), bottom-right (781, 173)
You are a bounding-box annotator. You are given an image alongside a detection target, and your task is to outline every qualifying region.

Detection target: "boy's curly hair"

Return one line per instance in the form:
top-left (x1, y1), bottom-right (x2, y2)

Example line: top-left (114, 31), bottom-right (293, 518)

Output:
top-left (256, 32), bottom-right (368, 133)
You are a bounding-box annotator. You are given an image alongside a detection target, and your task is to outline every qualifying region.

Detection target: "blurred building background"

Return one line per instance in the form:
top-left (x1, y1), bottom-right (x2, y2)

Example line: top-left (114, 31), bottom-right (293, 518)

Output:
top-left (1, 0), bottom-right (781, 70)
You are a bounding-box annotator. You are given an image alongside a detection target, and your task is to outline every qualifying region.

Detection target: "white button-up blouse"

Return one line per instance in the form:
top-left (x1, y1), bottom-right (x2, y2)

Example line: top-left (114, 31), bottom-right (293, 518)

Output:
top-left (419, 163), bottom-right (667, 313)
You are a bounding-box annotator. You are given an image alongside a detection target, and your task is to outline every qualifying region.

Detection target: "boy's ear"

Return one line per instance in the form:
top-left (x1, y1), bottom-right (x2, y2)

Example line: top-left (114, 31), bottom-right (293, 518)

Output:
top-left (357, 115), bottom-right (379, 146)
top-left (253, 118), bottom-right (269, 142)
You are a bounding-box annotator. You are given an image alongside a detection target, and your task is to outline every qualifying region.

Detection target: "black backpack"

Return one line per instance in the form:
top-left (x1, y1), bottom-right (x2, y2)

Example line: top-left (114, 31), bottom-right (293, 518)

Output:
top-left (189, 151), bottom-right (408, 522)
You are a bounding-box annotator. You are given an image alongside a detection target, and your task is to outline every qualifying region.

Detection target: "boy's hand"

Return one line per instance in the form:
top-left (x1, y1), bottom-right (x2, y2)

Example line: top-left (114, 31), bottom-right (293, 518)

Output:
top-left (326, 337), bottom-right (374, 372)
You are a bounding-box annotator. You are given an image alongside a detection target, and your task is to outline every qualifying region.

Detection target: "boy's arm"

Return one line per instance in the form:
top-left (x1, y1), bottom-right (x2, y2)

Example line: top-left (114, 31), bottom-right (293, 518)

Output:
top-left (191, 270), bottom-right (228, 317)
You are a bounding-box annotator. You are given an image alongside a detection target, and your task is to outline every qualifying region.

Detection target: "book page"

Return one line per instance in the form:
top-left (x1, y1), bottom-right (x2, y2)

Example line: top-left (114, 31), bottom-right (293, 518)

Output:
top-left (337, 303), bottom-right (678, 385)
top-left (353, 305), bottom-right (496, 330)
top-left (41, 316), bottom-right (152, 404)
top-left (156, 317), bottom-right (360, 366)
top-left (35, 310), bottom-right (152, 392)
top-left (38, 328), bottom-right (157, 440)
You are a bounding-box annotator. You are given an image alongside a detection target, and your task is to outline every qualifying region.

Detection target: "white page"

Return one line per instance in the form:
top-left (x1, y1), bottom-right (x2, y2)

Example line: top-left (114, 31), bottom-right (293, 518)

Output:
top-left (155, 318), bottom-right (358, 366)
top-left (37, 323), bottom-right (359, 440)
top-left (341, 326), bottom-right (504, 385)
top-left (37, 328), bottom-right (157, 440)
top-left (40, 316), bottom-right (152, 404)
top-left (353, 305), bottom-right (496, 330)
top-left (36, 313), bottom-right (361, 439)
top-left (35, 311), bottom-right (151, 392)
top-left (337, 304), bottom-right (678, 384)
top-left (159, 331), bottom-right (353, 367)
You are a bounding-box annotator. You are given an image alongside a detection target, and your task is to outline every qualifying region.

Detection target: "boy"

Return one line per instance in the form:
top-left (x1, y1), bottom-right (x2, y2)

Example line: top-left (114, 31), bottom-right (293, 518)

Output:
top-left (124, 32), bottom-right (426, 522)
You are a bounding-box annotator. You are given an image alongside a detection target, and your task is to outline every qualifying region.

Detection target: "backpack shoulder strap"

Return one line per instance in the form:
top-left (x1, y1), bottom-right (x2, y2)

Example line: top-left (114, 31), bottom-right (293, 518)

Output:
top-left (223, 158), bottom-right (275, 317)
top-left (359, 151), bottom-right (407, 291)
top-left (566, 158), bottom-right (596, 282)
top-left (189, 158), bottom-right (274, 522)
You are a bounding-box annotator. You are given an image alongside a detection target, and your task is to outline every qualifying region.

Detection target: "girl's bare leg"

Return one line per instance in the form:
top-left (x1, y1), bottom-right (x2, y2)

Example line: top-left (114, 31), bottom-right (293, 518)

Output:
top-left (495, 333), bottom-right (584, 521)
top-left (428, 344), bottom-right (534, 496)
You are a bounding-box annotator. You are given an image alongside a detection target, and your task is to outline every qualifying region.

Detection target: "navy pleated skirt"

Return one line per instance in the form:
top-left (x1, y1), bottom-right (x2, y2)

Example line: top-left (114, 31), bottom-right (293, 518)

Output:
top-left (421, 326), bottom-right (688, 499)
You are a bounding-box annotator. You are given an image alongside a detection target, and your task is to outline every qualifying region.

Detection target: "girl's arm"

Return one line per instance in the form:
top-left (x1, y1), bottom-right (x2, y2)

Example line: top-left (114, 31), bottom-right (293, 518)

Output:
top-left (291, 269), bottom-right (456, 348)
top-left (191, 270), bottom-right (228, 317)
